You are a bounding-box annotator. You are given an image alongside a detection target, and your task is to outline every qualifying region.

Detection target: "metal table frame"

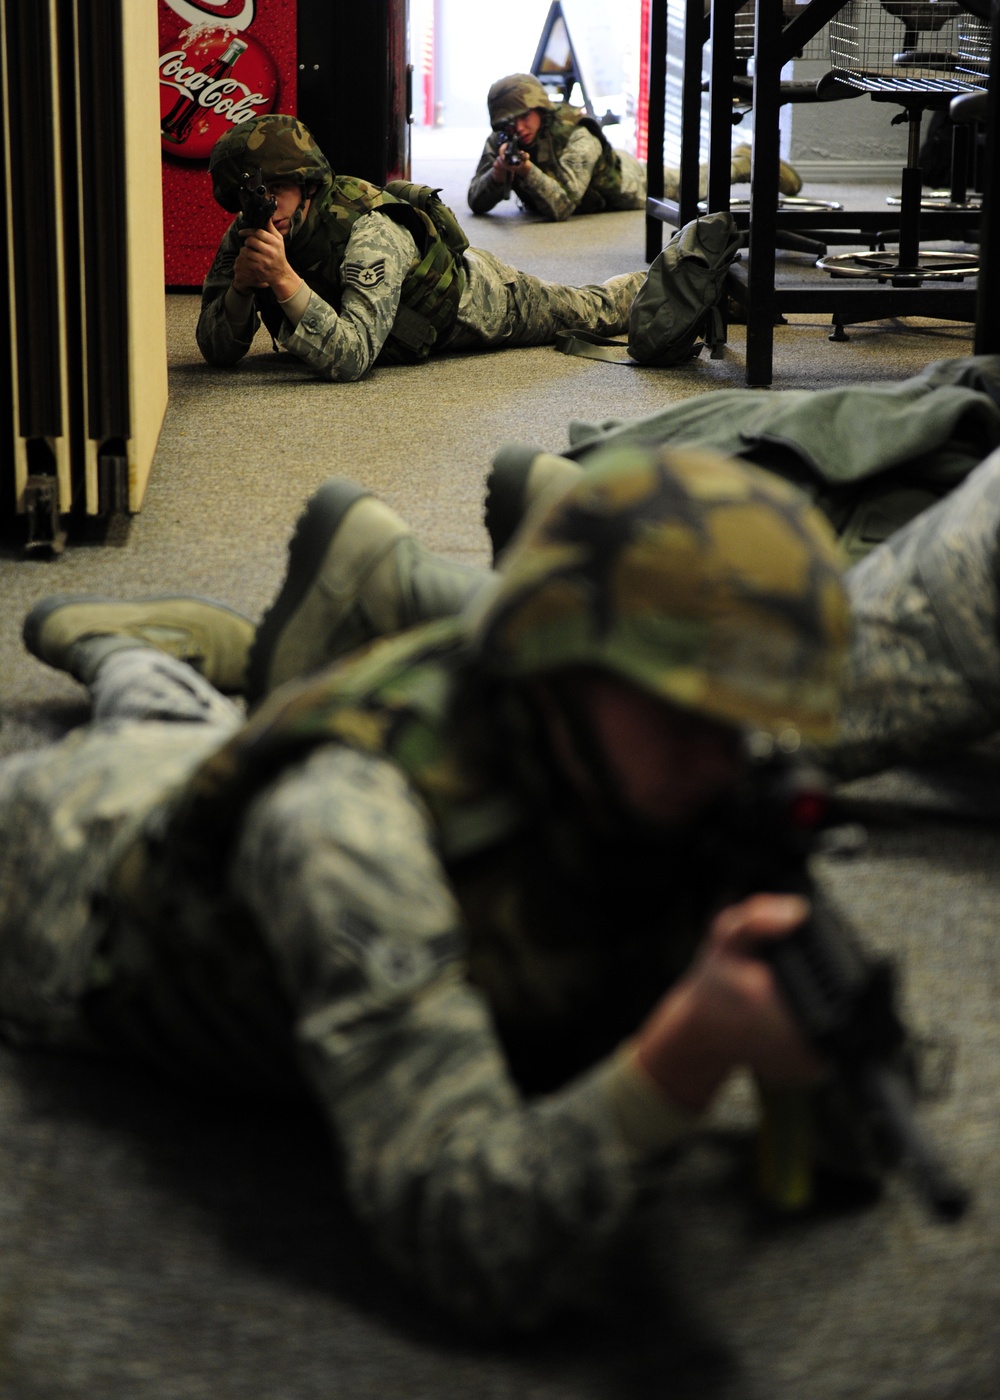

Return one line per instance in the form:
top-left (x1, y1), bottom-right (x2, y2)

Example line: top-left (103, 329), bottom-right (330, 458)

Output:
top-left (643, 0), bottom-right (998, 384)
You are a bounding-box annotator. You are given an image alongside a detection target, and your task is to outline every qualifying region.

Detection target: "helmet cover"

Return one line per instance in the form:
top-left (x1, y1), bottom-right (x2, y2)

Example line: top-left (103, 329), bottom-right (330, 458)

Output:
top-left (487, 73), bottom-right (554, 128)
top-left (472, 444), bottom-right (850, 744)
top-left (209, 113), bottom-right (333, 212)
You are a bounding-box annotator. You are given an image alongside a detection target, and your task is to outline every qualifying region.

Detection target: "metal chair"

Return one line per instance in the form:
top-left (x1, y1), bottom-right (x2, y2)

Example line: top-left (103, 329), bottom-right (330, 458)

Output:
top-left (816, 1), bottom-right (987, 283)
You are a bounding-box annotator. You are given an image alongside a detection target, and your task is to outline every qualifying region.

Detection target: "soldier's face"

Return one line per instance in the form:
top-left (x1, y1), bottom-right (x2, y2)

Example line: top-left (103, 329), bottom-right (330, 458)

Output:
top-left (267, 179), bottom-right (310, 236)
top-left (544, 674), bottom-right (744, 828)
top-left (513, 109), bottom-right (543, 144)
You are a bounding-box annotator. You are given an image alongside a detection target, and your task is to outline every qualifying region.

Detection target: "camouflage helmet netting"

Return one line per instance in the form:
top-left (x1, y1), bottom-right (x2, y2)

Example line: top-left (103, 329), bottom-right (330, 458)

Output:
top-left (209, 114), bottom-right (333, 212)
top-left (487, 73), bottom-right (554, 127)
top-left (473, 445), bottom-right (850, 744)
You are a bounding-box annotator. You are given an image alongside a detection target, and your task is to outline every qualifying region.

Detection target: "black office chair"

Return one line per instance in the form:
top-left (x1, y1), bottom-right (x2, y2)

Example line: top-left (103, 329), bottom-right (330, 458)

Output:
top-left (817, 0), bottom-right (987, 283)
top-left (698, 0), bottom-right (865, 255)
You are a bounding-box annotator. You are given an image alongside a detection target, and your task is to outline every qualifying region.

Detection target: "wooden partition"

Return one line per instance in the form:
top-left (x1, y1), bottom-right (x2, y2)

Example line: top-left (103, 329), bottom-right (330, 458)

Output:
top-left (1, 0), bottom-right (166, 550)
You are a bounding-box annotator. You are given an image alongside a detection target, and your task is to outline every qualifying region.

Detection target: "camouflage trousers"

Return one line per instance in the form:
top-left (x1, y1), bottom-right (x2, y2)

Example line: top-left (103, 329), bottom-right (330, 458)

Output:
top-left (0, 650), bottom-right (240, 1050)
top-left (447, 249), bottom-right (645, 352)
top-left (833, 446), bottom-right (1000, 778)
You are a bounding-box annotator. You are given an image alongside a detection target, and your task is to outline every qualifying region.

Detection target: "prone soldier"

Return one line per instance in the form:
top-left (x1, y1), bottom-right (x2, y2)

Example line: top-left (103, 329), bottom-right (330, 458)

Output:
top-left (468, 73), bottom-right (804, 222)
top-left (10, 445), bottom-right (855, 1332)
top-left (15, 404), bottom-right (1000, 1325)
top-left (196, 113), bottom-right (649, 383)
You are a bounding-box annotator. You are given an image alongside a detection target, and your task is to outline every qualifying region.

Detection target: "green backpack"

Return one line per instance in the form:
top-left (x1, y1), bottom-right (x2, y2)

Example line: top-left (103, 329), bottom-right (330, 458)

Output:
top-left (555, 211), bottom-right (743, 368)
top-left (385, 179), bottom-right (470, 259)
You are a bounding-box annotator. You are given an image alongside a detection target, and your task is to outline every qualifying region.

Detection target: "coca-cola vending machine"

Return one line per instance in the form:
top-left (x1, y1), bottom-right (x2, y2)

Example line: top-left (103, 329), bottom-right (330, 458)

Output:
top-left (158, 1), bottom-right (297, 287)
top-left (158, 0), bottom-right (410, 290)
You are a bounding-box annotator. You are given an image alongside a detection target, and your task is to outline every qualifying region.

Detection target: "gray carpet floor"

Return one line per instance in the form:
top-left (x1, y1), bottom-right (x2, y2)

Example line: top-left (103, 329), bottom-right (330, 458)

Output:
top-left (0, 155), bottom-right (995, 1398)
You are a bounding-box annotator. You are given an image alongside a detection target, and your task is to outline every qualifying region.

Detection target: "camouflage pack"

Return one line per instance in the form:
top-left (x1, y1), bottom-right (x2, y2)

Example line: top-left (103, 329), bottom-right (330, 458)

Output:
top-left (555, 212), bottom-right (743, 368)
top-left (384, 180), bottom-right (470, 259)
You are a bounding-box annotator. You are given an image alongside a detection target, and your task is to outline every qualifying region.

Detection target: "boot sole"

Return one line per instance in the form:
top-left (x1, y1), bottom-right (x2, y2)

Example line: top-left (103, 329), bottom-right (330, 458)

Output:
top-left (483, 448), bottom-right (537, 564)
top-left (244, 479), bottom-right (372, 706)
top-left (22, 592), bottom-right (251, 664)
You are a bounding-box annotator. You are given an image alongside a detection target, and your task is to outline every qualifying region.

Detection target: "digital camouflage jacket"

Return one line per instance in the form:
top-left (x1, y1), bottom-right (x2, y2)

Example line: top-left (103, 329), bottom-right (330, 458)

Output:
top-left (198, 175), bottom-right (466, 369)
top-left (98, 620), bottom-right (709, 1329)
top-left (468, 104), bottom-right (641, 220)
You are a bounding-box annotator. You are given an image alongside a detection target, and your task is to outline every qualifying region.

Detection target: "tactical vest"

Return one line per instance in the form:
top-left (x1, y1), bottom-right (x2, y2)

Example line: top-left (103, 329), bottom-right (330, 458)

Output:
top-left (111, 621), bottom-right (707, 1094)
top-left (532, 104), bottom-right (624, 214)
top-left (258, 176), bottom-right (468, 363)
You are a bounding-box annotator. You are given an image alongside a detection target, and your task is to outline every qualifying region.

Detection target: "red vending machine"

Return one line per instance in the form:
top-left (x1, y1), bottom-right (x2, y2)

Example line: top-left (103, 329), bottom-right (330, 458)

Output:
top-left (158, 1), bottom-right (297, 287)
top-left (158, 0), bottom-right (409, 289)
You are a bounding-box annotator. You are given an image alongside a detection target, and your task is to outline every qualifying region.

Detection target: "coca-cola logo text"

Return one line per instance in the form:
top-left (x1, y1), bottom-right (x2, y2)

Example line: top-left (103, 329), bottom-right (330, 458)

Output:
top-left (160, 49), bottom-right (266, 126)
top-left (158, 25), bottom-right (277, 160)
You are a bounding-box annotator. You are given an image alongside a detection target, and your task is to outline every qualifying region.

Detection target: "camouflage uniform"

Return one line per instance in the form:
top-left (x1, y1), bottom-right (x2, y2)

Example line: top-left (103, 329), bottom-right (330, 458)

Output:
top-left (466, 74), bottom-right (800, 221)
top-left (468, 76), bottom-right (645, 220)
top-left (196, 114), bottom-right (644, 383)
top-left (485, 359), bottom-right (1000, 778)
top-left (548, 356), bottom-right (1000, 560)
top-left (834, 445), bottom-right (1000, 777)
top-left (0, 448), bottom-right (848, 1331)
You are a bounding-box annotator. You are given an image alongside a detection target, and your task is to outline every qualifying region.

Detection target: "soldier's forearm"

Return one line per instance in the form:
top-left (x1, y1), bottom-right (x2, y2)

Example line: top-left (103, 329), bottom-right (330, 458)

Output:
top-left (196, 294), bottom-right (256, 366)
top-left (223, 284), bottom-right (256, 328)
top-left (468, 171), bottom-right (507, 214)
top-left (518, 164), bottom-right (577, 221)
top-left (323, 996), bottom-right (650, 1332)
top-left (274, 279), bottom-right (310, 325)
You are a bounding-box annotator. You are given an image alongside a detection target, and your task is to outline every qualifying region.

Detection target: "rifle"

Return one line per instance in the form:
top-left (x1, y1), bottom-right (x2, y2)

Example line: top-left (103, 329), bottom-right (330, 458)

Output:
top-left (500, 122), bottom-right (524, 170)
top-left (716, 740), bottom-right (969, 1222)
top-left (494, 124), bottom-right (524, 203)
top-left (239, 167), bottom-right (277, 230)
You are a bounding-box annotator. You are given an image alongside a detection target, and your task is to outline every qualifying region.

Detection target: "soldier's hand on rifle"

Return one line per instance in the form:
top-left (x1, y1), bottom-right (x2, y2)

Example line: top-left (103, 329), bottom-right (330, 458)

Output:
top-left (492, 146), bottom-right (514, 182)
top-left (231, 243), bottom-right (268, 294)
top-left (234, 223), bottom-right (302, 302)
top-left (492, 144), bottom-right (531, 182)
top-left (632, 893), bottom-right (826, 1114)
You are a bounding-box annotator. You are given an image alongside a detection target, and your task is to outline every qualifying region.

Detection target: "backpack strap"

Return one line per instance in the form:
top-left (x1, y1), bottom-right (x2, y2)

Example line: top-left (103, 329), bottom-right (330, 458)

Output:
top-left (553, 329), bottom-right (635, 363)
top-left (554, 318), bottom-right (724, 365)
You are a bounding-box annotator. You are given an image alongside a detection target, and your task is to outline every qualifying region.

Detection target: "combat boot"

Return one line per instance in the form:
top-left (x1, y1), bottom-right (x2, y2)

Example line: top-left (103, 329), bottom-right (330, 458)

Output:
top-left (833, 450), bottom-right (1000, 779)
top-left (484, 444), bottom-right (584, 562)
top-left (245, 478), bottom-right (491, 705)
top-left (730, 144), bottom-right (803, 197)
top-left (22, 594), bottom-right (255, 693)
top-left (661, 148), bottom-right (802, 202)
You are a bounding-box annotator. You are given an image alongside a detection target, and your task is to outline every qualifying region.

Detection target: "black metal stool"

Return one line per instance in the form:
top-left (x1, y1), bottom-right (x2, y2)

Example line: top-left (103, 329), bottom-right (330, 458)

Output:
top-left (816, 1), bottom-right (986, 283)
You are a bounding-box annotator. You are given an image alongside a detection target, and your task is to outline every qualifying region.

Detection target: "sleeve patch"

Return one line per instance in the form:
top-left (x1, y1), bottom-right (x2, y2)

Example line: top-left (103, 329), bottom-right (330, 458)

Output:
top-left (344, 259), bottom-right (387, 289)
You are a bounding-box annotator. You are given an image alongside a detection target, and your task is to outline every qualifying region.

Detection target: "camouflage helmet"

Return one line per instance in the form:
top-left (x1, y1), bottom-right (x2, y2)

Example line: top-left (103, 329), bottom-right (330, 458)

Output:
top-left (471, 444), bottom-right (850, 744)
top-left (208, 114), bottom-right (333, 213)
top-left (487, 73), bottom-right (554, 128)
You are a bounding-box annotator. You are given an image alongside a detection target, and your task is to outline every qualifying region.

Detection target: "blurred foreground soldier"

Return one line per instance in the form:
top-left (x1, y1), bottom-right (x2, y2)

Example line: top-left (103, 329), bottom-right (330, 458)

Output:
top-left (468, 73), bottom-right (802, 221)
top-left (9, 447), bottom-right (846, 1332)
top-left (196, 113), bottom-right (646, 383)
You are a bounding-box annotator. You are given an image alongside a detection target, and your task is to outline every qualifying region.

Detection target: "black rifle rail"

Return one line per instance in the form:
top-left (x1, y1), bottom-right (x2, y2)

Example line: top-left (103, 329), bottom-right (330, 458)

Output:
top-left (239, 168), bottom-right (278, 230)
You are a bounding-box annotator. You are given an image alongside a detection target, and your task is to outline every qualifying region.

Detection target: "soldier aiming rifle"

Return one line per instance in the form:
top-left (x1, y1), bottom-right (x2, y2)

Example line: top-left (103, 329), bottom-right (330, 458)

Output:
top-left (14, 418), bottom-right (995, 1331)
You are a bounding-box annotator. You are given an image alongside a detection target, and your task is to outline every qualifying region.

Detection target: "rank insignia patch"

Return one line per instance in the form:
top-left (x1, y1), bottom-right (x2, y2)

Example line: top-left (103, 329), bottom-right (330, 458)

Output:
top-left (344, 260), bottom-right (386, 289)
